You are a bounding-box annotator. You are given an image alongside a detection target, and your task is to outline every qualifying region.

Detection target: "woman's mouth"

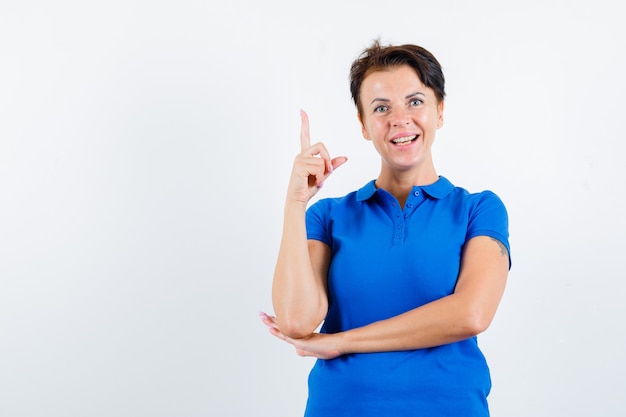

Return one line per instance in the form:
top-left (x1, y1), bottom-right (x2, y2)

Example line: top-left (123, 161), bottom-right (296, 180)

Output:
top-left (391, 135), bottom-right (418, 145)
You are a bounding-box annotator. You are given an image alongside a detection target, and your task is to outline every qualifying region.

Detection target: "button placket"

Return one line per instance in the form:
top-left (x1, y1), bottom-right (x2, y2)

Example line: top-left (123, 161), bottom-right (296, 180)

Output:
top-left (403, 187), bottom-right (425, 220)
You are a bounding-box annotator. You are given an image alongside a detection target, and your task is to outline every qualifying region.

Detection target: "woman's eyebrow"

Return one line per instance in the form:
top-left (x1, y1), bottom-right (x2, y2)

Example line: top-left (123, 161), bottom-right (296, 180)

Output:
top-left (370, 97), bottom-right (390, 104)
top-left (370, 92), bottom-right (425, 105)
top-left (406, 92), bottom-right (425, 99)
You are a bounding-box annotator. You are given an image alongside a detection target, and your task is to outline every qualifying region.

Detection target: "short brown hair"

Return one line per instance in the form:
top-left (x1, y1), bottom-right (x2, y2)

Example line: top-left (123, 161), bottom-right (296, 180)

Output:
top-left (349, 39), bottom-right (446, 117)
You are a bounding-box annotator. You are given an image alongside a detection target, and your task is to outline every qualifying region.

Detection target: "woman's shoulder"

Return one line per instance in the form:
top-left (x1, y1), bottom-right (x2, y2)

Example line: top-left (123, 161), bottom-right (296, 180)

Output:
top-left (443, 176), bottom-right (506, 207)
top-left (308, 179), bottom-right (376, 211)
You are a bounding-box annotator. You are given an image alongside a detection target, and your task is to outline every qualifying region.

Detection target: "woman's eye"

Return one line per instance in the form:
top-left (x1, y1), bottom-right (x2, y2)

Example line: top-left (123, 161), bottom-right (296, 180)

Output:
top-left (410, 98), bottom-right (423, 106)
top-left (374, 105), bottom-right (388, 113)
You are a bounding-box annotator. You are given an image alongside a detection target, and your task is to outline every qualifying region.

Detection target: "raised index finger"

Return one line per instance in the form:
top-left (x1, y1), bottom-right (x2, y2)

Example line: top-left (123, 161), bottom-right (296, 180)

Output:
top-left (300, 109), bottom-right (311, 152)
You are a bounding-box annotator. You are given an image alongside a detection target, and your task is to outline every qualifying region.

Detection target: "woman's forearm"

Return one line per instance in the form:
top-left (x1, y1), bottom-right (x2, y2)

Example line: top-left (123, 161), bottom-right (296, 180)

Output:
top-left (272, 202), bottom-right (328, 339)
top-left (338, 294), bottom-right (485, 353)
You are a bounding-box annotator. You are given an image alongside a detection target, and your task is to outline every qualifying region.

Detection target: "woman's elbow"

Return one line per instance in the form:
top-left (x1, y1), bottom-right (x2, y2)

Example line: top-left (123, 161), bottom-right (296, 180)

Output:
top-left (460, 308), bottom-right (495, 337)
top-left (277, 316), bottom-right (322, 339)
top-left (273, 298), bottom-right (327, 339)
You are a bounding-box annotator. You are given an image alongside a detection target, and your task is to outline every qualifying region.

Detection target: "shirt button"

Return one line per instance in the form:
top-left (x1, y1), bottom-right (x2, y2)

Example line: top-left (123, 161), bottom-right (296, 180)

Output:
top-left (414, 191), bottom-right (420, 196)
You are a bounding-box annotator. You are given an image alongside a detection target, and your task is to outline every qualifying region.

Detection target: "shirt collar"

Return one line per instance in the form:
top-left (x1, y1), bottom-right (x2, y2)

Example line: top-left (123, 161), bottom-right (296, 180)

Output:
top-left (420, 176), bottom-right (454, 199)
top-left (356, 180), bottom-right (378, 201)
top-left (356, 176), bottom-right (454, 201)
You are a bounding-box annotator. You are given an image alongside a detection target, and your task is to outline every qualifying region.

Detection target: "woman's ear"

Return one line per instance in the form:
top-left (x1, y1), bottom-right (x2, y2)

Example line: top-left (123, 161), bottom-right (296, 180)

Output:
top-left (358, 112), bottom-right (371, 140)
top-left (437, 101), bottom-right (445, 129)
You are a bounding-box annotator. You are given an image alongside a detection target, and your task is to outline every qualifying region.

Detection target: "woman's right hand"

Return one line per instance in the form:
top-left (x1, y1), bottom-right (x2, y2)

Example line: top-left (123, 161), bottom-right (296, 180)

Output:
top-left (287, 110), bottom-right (348, 205)
top-left (272, 110), bottom-right (343, 338)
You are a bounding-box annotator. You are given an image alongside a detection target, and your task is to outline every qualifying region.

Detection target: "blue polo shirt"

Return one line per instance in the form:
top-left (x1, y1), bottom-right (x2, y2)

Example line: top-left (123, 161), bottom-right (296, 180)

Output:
top-left (303, 176), bottom-right (510, 417)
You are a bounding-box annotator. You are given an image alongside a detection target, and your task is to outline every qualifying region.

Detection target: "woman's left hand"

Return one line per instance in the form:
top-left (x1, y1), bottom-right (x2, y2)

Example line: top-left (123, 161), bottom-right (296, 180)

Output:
top-left (259, 312), bottom-right (343, 360)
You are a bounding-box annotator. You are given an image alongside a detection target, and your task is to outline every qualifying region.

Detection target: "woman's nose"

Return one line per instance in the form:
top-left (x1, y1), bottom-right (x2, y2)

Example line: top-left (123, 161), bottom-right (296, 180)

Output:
top-left (391, 110), bottom-right (412, 127)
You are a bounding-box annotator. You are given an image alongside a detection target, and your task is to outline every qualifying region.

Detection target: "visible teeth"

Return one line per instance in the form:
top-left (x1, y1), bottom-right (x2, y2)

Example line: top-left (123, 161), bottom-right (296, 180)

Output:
top-left (392, 135), bottom-right (417, 144)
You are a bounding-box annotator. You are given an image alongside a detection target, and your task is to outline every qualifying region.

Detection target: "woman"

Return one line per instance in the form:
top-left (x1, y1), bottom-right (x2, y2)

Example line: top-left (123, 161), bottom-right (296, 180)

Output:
top-left (260, 39), bottom-right (511, 416)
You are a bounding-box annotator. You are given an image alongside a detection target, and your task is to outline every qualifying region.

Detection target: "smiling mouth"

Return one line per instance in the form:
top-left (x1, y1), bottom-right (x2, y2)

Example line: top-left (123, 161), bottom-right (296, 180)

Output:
top-left (391, 135), bottom-right (418, 145)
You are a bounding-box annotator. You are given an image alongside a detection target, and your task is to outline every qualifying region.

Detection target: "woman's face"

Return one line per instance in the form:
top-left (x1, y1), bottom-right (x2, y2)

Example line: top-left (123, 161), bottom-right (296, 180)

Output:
top-left (358, 64), bottom-right (444, 174)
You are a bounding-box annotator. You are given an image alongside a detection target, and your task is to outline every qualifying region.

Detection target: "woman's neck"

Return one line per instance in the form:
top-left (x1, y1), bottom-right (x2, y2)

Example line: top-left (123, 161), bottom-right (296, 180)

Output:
top-left (375, 165), bottom-right (438, 208)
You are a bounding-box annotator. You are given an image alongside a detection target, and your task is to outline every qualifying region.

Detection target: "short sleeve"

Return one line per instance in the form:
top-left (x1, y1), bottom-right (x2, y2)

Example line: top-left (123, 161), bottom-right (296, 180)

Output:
top-left (306, 199), bottom-right (332, 246)
top-left (466, 191), bottom-right (511, 268)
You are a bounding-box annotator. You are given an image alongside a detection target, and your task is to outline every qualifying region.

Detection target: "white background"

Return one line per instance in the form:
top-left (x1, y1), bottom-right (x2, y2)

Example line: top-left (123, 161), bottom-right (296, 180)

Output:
top-left (1, 1), bottom-right (625, 416)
